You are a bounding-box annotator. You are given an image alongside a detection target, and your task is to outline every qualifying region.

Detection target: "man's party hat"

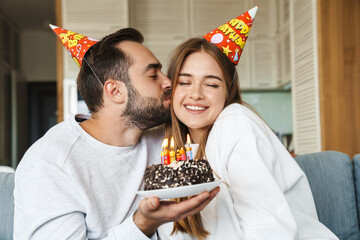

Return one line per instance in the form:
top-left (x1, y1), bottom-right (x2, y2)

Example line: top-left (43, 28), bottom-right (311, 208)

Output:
top-left (50, 24), bottom-right (99, 67)
top-left (203, 6), bottom-right (258, 65)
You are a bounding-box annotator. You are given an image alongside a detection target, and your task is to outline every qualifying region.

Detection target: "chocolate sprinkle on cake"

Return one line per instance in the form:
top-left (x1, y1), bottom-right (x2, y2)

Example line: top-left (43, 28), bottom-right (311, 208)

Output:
top-left (144, 160), bottom-right (215, 190)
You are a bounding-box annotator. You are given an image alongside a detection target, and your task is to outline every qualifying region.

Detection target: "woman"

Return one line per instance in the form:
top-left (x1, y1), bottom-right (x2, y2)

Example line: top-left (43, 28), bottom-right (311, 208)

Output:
top-left (157, 37), bottom-right (338, 240)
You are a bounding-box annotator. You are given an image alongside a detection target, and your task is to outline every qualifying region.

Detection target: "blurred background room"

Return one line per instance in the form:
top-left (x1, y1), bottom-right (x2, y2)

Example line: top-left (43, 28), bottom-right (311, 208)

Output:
top-left (0, 0), bottom-right (359, 169)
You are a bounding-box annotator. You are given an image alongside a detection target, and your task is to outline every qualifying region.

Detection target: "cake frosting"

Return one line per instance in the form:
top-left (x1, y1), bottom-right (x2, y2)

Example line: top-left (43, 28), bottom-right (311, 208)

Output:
top-left (144, 160), bottom-right (214, 190)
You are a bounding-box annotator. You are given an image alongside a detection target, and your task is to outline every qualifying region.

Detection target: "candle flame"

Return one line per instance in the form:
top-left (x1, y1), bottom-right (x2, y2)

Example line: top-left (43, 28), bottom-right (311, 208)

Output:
top-left (187, 134), bottom-right (191, 145)
top-left (162, 138), bottom-right (168, 149)
top-left (170, 137), bottom-right (175, 150)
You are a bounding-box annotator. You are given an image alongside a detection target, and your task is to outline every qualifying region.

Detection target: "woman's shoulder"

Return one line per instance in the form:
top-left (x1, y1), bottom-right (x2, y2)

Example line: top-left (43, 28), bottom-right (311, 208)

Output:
top-left (214, 103), bottom-right (270, 136)
top-left (220, 103), bottom-right (244, 114)
top-left (217, 103), bottom-right (262, 123)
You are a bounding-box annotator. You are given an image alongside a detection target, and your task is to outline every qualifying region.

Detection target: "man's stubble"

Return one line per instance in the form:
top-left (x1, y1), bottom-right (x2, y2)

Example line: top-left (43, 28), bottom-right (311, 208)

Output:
top-left (122, 82), bottom-right (171, 130)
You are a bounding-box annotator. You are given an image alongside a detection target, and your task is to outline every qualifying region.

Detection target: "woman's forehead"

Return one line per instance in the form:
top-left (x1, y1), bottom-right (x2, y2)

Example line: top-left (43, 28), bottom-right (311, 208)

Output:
top-left (180, 52), bottom-right (223, 77)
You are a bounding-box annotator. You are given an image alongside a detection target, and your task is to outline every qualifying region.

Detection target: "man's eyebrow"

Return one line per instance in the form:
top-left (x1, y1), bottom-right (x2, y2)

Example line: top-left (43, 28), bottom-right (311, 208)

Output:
top-left (144, 63), bottom-right (162, 73)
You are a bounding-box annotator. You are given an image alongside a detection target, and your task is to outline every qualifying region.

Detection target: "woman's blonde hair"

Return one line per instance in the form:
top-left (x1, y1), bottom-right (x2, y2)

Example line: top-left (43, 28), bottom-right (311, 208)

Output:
top-left (166, 38), bottom-right (243, 239)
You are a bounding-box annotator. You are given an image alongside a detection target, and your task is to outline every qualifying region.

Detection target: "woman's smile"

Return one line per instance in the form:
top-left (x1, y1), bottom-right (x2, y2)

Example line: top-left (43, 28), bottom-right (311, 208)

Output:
top-left (184, 104), bottom-right (208, 112)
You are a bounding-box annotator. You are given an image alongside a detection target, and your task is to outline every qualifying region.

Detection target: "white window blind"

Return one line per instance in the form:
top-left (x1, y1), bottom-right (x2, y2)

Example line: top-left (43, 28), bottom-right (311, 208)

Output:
top-left (62, 0), bottom-right (129, 80)
top-left (130, 0), bottom-right (188, 41)
top-left (251, 39), bottom-right (277, 89)
top-left (290, 0), bottom-right (321, 154)
top-left (190, 0), bottom-right (247, 37)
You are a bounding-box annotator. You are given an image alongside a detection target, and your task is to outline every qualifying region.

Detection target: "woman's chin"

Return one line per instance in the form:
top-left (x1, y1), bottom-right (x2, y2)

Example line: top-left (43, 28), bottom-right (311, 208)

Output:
top-left (187, 125), bottom-right (210, 134)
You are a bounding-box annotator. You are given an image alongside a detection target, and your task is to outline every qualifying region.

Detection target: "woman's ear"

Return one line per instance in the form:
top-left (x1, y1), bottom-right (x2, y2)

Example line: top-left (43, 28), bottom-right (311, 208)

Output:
top-left (103, 79), bottom-right (127, 104)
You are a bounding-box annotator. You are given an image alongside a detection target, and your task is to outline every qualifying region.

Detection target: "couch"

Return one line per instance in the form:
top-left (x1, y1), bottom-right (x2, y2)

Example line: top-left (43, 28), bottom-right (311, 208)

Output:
top-left (0, 171), bottom-right (14, 240)
top-left (1, 151), bottom-right (360, 240)
top-left (294, 151), bottom-right (360, 240)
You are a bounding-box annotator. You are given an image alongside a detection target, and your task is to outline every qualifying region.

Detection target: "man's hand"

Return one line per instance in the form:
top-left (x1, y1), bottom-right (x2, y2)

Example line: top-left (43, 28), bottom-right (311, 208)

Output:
top-left (133, 187), bottom-right (220, 237)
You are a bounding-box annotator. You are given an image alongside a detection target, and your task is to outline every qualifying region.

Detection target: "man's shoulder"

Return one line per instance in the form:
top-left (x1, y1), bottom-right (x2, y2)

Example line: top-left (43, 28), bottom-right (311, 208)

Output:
top-left (20, 118), bottom-right (81, 168)
top-left (39, 117), bottom-right (80, 145)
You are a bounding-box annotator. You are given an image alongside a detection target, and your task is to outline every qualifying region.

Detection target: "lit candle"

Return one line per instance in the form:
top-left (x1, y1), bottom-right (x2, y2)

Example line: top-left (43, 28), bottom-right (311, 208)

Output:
top-left (185, 134), bottom-right (193, 161)
top-left (180, 147), bottom-right (186, 161)
top-left (161, 138), bottom-right (170, 165)
top-left (169, 137), bottom-right (176, 163)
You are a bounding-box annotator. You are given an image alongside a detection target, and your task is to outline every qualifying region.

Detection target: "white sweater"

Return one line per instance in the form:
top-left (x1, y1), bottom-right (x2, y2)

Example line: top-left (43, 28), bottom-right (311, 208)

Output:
top-left (158, 104), bottom-right (338, 240)
top-left (14, 115), bottom-right (163, 239)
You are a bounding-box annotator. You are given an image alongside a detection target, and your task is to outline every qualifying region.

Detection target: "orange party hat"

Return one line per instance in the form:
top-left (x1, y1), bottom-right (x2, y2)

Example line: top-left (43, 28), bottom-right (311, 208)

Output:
top-left (203, 6), bottom-right (258, 65)
top-left (49, 24), bottom-right (99, 67)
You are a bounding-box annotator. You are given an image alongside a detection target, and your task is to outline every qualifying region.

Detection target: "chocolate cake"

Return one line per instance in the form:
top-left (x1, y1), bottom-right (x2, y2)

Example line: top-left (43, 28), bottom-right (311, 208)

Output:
top-left (144, 160), bottom-right (215, 190)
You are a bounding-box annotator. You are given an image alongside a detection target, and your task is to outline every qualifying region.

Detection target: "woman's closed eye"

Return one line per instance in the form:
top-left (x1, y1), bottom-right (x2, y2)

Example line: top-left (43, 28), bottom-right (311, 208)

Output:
top-left (178, 81), bottom-right (191, 86)
top-left (206, 84), bottom-right (220, 88)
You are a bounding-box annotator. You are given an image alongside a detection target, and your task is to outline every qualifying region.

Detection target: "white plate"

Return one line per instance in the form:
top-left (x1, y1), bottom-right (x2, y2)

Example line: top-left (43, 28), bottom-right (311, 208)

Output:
top-left (137, 180), bottom-right (222, 200)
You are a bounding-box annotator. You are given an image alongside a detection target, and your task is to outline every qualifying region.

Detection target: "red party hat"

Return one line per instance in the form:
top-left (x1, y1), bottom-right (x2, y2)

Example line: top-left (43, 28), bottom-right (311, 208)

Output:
top-left (203, 6), bottom-right (258, 65)
top-left (49, 24), bottom-right (99, 67)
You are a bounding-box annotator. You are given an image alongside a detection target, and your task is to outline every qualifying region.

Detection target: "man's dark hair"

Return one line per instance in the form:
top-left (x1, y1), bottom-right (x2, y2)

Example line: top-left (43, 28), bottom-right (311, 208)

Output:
top-left (77, 28), bottom-right (144, 113)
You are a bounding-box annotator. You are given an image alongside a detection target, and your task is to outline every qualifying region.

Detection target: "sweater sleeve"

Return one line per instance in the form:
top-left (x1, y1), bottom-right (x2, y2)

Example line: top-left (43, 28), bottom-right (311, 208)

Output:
top-left (108, 212), bottom-right (158, 240)
top-left (14, 156), bottom-right (154, 240)
top-left (208, 105), bottom-right (298, 239)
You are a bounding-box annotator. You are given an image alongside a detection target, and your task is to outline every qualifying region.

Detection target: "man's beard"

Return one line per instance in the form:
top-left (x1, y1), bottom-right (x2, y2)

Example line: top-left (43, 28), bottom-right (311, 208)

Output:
top-left (122, 83), bottom-right (171, 130)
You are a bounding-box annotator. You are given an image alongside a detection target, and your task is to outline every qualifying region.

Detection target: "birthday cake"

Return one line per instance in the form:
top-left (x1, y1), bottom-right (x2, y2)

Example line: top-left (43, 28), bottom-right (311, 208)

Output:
top-left (144, 160), bottom-right (215, 190)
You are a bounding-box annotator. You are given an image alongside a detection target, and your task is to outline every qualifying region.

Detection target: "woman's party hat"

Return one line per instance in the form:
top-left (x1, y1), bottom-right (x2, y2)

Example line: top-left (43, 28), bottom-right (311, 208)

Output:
top-left (203, 6), bottom-right (258, 65)
top-left (50, 24), bottom-right (99, 67)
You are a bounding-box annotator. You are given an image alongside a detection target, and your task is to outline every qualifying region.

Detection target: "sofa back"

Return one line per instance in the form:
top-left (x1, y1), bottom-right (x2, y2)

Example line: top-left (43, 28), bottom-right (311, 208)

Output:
top-left (0, 172), bottom-right (14, 240)
top-left (353, 154), bottom-right (360, 228)
top-left (295, 151), bottom-right (360, 240)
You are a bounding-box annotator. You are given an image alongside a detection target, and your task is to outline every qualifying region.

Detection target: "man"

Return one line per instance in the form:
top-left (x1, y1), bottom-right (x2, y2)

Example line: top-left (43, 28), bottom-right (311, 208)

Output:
top-left (14, 28), bottom-right (219, 239)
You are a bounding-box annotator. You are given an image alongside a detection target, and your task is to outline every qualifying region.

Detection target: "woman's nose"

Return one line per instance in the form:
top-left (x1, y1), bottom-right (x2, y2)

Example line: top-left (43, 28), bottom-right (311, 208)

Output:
top-left (189, 85), bottom-right (204, 100)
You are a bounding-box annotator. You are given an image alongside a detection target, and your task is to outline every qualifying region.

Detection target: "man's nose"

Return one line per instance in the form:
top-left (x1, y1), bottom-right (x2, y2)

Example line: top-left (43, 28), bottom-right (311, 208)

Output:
top-left (160, 72), bottom-right (171, 90)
